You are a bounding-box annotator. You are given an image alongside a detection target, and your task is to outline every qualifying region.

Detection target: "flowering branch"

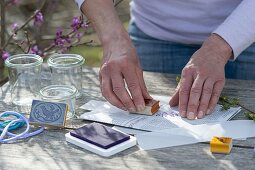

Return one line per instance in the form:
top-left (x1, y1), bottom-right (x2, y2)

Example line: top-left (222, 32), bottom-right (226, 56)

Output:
top-left (1, 0), bottom-right (47, 51)
top-left (1, 0), bottom-right (126, 60)
top-left (42, 15), bottom-right (89, 55)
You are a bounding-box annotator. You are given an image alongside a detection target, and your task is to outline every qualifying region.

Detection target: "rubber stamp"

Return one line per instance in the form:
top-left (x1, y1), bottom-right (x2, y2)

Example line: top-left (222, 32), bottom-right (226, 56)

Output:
top-left (210, 136), bottom-right (233, 154)
top-left (29, 100), bottom-right (68, 127)
top-left (133, 99), bottom-right (160, 115)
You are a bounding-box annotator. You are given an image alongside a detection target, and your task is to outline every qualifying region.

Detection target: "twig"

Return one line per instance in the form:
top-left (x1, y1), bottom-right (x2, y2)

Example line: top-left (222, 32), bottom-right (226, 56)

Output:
top-left (44, 0), bottom-right (125, 42)
top-left (238, 103), bottom-right (255, 114)
top-left (1, 0), bottom-right (47, 51)
top-left (114, 0), bottom-right (125, 7)
top-left (0, 0), bottom-right (6, 47)
top-left (66, 40), bottom-right (93, 50)
top-left (42, 43), bottom-right (55, 54)
top-left (9, 42), bottom-right (26, 53)
top-left (41, 17), bottom-right (87, 54)
top-left (219, 96), bottom-right (255, 115)
top-left (44, 15), bottom-right (87, 42)
top-left (24, 31), bottom-right (32, 53)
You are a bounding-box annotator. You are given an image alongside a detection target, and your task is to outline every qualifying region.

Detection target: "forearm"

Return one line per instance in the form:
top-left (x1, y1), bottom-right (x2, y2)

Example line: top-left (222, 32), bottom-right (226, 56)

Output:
top-left (202, 34), bottom-right (233, 64)
top-left (80, 0), bottom-right (128, 46)
top-left (77, 0), bottom-right (150, 112)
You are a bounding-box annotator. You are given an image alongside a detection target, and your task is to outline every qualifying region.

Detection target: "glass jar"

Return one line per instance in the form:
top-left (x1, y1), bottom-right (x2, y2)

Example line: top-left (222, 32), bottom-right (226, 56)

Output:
top-left (47, 54), bottom-right (85, 98)
top-left (39, 85), bottom-right (77, 119)
top-left (5, 54), bottom-right (43, 106)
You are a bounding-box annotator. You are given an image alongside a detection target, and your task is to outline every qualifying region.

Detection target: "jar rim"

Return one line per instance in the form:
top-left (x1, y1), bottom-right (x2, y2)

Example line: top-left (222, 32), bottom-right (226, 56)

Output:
top-left (5, 54), bottom-right (43, 68)
top-left (47, 54), bottom-right (85, 68)
top-left (39, 85), bottom-right (77, 100)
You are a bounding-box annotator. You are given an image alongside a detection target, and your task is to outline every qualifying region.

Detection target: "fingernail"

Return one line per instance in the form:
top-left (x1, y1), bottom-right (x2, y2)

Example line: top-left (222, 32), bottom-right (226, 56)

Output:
top-left (137, 105), bottom-right (145, 112)
top-left (187, 112), bottom-right (195, 119)
top-left (198, 111), bottom-right (204, 119)
top-left (129, 108), bottom-right (136, 113)
top-left (180, 111), bottom-right (186, 117)
top-left (206, 109), bottom-right (211, 115)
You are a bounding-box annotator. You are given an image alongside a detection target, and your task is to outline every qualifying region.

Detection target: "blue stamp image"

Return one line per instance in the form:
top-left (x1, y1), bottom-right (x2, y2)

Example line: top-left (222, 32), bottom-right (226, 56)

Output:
top-left (29, 100), bottom-right (68, 127)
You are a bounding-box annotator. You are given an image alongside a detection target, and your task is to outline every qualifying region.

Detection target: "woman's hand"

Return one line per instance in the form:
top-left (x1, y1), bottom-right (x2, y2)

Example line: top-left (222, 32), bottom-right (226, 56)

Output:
top-left (99, 31), bottom-right (151, 112)
top-left (170, 34), bottom-right (233, 119)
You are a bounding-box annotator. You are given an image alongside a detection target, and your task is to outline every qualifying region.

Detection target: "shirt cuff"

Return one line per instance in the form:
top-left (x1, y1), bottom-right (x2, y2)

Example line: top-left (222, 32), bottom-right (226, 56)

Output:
top-left (75, 0), bottom-right (86, 10)
top-left (213, 0), bottom-right (255, 60)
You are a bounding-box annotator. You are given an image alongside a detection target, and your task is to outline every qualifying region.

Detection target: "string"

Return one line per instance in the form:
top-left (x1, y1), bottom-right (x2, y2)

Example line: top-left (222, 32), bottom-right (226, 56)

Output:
top-left (0, 112), bottom-right (25, 131)
top-left (0, 111), bottom-right (44, 143)
top-left (0, 120), bottom-right (25, 131)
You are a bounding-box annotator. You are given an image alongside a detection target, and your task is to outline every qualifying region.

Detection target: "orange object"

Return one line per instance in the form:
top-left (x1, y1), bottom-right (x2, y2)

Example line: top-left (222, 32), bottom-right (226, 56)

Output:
top-left (133, 99), bottom-right (160, 116)
top-left (210, 136), bottom-right (233, 154)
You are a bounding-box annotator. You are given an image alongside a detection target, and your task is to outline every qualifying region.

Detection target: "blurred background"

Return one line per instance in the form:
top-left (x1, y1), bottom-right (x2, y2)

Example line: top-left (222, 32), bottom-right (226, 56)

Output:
top-left (0, 0), bottom-right (131, 85)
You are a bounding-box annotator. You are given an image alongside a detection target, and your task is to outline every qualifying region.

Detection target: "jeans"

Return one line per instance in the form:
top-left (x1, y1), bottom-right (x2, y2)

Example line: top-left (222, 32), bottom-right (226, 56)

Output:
top-left (128, 22), bottom-right (255, 80)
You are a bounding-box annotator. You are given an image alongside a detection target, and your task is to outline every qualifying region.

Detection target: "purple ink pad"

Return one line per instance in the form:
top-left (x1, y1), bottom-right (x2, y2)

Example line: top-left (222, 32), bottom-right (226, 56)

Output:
top-left (70, 122), bottom-right (130, 149)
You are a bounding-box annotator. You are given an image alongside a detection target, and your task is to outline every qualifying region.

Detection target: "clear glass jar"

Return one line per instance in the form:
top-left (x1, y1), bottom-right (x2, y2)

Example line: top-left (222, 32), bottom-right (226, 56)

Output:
top-left (47, 54), bottom-right (85, 98)
top-left (39, 85), bottom-right (77, 119)
top-left (5, 54), bottom-right (43, 106)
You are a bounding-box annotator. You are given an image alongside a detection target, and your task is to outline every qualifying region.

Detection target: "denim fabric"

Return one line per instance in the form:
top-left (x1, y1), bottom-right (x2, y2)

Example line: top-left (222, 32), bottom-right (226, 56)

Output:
top-left (128, 22), bottom-right (255, 80)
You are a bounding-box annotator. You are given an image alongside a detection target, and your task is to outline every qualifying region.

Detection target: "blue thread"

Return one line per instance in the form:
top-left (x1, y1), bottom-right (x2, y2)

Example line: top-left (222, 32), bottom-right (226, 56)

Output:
top-left (0, 111), bottom-right (44, 143)
top-left (0, 120), bottom-right (25, 131)
top-left (0, 113), bottom-right (25, 131)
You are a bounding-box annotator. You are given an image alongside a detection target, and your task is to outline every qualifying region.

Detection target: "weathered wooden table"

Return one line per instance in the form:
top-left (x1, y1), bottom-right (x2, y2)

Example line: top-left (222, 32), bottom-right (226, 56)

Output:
top-left (0, 67), bottom-right (255, 170)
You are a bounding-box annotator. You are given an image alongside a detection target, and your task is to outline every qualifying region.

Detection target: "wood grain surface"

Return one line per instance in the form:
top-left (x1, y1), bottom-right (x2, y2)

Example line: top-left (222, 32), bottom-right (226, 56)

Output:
top-left (0, 67), bottom-right (254, 170)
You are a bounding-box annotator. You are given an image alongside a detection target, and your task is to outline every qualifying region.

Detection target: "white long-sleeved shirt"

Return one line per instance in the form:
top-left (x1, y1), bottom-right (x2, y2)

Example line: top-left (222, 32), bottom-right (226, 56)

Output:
top-left (75, 0), bottom-right (255, 59)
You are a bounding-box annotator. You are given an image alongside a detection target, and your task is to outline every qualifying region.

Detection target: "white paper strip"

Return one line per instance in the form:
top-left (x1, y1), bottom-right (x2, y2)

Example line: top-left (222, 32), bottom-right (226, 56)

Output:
top-left (136, 120), bottom-right (255, 150)
top-left (136, 128), bottom-right (202, 150)
top-left (186, 120), bottom-right (255, 140)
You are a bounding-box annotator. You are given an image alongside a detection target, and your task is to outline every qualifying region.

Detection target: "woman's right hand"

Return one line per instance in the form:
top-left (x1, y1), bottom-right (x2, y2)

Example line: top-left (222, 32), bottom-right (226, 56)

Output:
top-left (99, 30), bottom-right (152, 112)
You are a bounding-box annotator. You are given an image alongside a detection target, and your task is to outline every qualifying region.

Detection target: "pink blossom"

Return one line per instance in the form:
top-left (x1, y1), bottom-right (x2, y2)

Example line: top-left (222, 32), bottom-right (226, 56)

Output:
top-left (34, 10), bottom-right (44, 26)
top-left (55, 28), bottom-right (63, 38)
top-left (29, 45), bottom-right (42, 55)
top-left (2, 51), bottom-right (10, 60)
top-left (81, 23), bottom-right (88, 29)
top-left (71, 17), bottom-right (82, 31)
top-left (11, 23), bottom-right (19, 32)
top-left (76, 32), bottom-right (84, 42)
top-left (55, 28), bottom-right (71, 48)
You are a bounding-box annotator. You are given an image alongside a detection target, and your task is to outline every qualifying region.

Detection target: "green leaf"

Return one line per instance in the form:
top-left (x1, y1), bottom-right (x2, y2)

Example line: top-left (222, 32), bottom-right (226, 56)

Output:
top-left (218, 96), bottom-right (239, 111)
top-left (244, 112), bottom-right (255, 121)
